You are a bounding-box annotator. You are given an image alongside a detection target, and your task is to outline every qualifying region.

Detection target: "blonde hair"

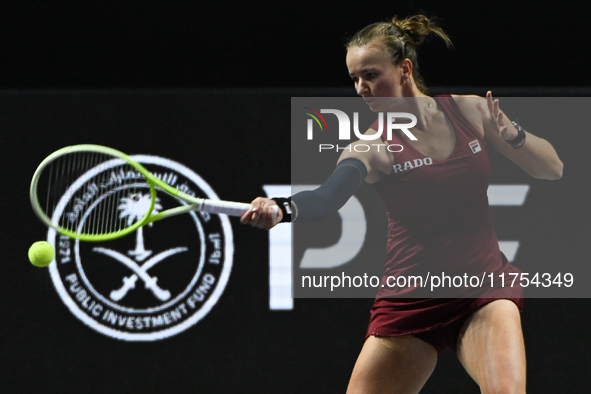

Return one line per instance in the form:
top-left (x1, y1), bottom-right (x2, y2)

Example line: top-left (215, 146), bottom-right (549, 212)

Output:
top-left (346, 15), bottom-right (453, 93)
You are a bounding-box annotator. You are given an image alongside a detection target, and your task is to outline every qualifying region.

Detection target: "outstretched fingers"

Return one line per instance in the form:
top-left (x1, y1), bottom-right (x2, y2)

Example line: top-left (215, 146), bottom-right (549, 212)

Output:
top-left (478, 91), bottom-right (509, 139)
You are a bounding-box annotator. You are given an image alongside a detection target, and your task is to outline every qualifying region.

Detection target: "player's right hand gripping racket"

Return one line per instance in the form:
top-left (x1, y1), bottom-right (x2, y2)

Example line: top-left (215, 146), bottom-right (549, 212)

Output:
top-left (30, 144), bottom-right (270, 241)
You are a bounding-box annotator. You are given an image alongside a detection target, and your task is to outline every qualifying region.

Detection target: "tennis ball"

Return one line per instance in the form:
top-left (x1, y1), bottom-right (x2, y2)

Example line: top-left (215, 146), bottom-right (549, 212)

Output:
top-left (28, 241), bottom-right (55, 267)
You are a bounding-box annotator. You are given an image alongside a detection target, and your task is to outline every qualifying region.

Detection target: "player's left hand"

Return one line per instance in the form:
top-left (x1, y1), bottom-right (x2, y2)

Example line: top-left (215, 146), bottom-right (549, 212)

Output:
top-left (477, 91), bottom-right (517, 141)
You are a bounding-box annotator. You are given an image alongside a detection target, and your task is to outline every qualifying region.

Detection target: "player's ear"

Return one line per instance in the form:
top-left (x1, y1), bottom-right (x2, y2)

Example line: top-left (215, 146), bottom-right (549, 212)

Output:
top-left (400, 59), bottom-right (413, 81)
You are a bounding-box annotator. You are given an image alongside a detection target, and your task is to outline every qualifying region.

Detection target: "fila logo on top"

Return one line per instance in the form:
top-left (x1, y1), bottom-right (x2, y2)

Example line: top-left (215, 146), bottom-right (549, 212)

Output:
top-left (47, 155), bottom-right (233, 341)
top-left (469, 140), bottom-right (482, 154)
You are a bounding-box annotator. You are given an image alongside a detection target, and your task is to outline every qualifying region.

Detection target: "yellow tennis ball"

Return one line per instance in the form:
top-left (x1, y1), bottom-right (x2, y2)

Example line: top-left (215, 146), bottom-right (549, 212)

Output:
top-left (28, 241), bottom-right (55, 267)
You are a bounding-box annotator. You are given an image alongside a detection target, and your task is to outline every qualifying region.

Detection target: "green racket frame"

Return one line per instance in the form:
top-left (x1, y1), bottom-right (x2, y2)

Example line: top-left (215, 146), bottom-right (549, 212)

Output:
top-left (30, 144), bottom-right (248, 242)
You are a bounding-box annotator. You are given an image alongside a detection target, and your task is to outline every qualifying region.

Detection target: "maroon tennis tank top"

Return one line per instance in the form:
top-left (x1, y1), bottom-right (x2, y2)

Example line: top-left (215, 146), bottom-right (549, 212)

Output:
top-left (370, 95), bottom-right (519, 298)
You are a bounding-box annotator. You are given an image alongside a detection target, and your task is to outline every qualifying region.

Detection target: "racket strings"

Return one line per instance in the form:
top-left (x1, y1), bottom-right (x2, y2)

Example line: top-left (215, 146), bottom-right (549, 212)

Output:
top-left (37, 150), bottom-right (150, 236)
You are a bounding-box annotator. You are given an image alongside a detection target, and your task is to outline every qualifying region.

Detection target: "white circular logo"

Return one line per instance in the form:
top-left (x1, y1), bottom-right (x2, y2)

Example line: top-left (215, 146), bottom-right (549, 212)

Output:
top-left (47, 155), bottom-right (233, 341)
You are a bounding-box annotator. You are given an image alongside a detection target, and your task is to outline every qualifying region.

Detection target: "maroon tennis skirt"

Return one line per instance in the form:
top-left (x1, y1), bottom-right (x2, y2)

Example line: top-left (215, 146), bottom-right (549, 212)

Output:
top-left (366, 296), bottom-right (524, 353)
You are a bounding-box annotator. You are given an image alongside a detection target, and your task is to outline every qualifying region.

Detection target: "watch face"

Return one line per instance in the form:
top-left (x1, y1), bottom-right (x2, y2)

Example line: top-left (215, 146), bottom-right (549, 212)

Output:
top-left (508, 122), bottom-right (526, 148)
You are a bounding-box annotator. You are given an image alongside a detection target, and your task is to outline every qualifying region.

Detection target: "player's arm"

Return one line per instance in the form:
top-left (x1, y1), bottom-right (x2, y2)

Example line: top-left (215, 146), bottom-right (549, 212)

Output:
top-left (457, 92), bottom-right (563, 180)
top-left (240, 130), bottom-right (392, 230)
top-left (337, 130), bottom-right (393, 183)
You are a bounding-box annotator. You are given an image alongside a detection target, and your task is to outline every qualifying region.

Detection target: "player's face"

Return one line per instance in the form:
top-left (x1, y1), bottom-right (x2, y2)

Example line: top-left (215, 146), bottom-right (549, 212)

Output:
top-left (346, 43), bottom-right (404, 110)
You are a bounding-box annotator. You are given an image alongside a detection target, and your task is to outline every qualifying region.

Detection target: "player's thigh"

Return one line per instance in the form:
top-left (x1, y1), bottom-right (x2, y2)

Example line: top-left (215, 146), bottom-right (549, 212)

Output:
top-left (456, 299), bottom-right (526, 394)
top-left (346, 335), bottom-right (437, 394)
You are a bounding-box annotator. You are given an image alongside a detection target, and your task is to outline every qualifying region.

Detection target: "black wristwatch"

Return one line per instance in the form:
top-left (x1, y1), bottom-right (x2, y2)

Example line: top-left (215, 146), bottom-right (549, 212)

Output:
top-left (506, 121), bottom-right (526, 149)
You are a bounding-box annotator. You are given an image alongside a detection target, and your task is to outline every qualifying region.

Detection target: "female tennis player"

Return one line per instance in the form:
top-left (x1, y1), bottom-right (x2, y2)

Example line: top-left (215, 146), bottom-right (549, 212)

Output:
top-left (241, 14), bottom-right (563, 393)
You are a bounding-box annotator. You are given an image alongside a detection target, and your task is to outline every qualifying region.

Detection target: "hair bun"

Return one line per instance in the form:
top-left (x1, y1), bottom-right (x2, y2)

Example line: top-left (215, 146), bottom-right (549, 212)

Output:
top-left (392, 15), bottom-right (451, 47)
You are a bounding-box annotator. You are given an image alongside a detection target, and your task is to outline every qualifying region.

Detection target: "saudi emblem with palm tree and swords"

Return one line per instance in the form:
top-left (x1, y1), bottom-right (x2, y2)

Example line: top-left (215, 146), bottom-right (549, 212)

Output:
top-left (93, 192), bottom-right (188, 302)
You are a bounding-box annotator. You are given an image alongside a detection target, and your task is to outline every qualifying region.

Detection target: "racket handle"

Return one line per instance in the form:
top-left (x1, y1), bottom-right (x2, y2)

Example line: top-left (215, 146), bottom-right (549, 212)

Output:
top-left (200, 200), bottom-right (252, 217)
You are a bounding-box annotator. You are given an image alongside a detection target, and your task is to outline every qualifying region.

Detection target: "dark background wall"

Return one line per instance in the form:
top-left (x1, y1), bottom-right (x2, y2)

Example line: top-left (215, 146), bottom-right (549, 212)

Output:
top-left (2, 0), bottom-right (591, 90)
top-left (2, 1), bottom-right (591, 393)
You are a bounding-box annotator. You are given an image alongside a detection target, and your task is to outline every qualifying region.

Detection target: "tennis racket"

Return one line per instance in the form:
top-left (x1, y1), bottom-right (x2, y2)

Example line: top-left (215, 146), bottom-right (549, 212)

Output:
top-left (30, 144), bottom-right (272, 241)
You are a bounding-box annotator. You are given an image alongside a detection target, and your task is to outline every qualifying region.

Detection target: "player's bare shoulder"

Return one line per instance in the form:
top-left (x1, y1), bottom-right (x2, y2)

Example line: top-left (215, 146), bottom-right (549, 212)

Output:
top-left (450, 94), bottom-right (485, 139)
